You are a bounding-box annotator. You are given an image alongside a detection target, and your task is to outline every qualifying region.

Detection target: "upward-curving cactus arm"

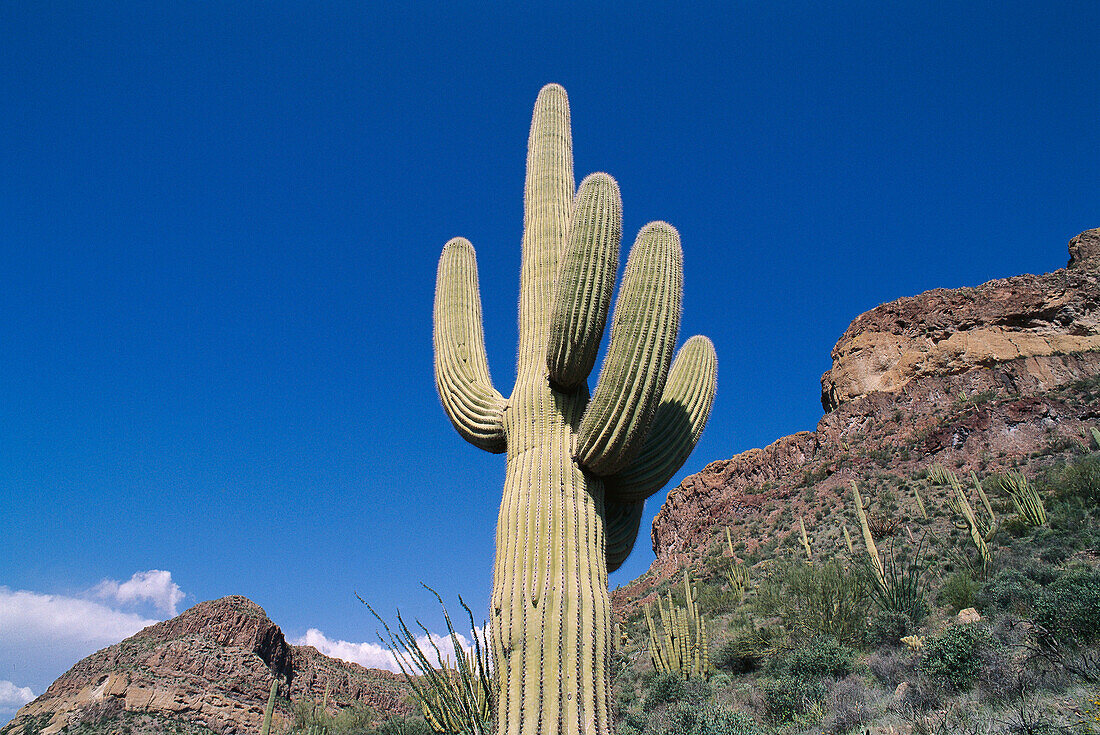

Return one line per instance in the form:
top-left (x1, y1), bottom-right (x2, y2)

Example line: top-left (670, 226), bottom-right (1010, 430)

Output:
top-left (604, 336), bottom-right (717, 502)
top-left (604, 499), bottom-right (644, 573)
top-left (547, 173), bottom-right (622, 389)
top-left (433, 238), bottom-right (507, 453)
top-left (575, 223), bottom-right (683, 475)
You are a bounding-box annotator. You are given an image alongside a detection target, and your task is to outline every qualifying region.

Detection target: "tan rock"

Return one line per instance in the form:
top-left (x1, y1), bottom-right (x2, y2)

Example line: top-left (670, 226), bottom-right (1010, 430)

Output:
top-left (957, 607), bottom-right (981, 624)
top-left (3, 596), bottom-right (412, 735)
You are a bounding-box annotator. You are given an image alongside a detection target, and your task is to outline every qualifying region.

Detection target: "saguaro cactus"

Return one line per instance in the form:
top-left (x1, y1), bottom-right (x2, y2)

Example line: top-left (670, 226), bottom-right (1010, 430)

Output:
top-left (433, 84), bottom-right (717, 735)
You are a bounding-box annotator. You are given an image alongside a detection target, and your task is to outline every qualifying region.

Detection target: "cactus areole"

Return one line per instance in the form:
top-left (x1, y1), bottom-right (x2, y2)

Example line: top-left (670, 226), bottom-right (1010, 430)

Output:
top-left (433, 84), bottom-right (717, 735)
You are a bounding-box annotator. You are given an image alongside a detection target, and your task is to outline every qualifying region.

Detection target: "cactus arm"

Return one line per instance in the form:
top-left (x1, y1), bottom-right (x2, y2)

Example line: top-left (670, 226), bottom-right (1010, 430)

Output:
top-left (603, 336), bottom-right (717, 503)
top-left (547, 173), bottom-right (622, 389)
top-left (575, 223), bottom-right (683, 475)
top-left (604, 498), bottom-right (644, 573)
top-left (517, 83), bottom-right (574, 372)
top-left (433, 238), bottom-right (508, 453)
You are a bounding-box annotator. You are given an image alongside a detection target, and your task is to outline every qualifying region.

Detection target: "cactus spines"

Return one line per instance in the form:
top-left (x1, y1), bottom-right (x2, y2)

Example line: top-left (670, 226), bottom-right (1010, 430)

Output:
top-left (433, 84), bottom-right (716, 735)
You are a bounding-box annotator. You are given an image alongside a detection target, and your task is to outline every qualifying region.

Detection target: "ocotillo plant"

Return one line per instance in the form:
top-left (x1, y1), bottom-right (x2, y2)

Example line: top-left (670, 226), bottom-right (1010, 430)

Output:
top-left (433, 84), bottom-right (717, 735)
top-left (644, 570), bottom-right (710, 680)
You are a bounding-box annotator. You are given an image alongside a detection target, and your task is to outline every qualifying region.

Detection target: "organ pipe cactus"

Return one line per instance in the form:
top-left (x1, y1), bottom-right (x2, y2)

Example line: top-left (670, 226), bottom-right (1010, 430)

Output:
top-left (851, 481), bottom-right (885, 591)
top-left (798, 516), bottom-right (813, 563)
top-left (644, 571), bottom-right (710, 680)
top-left (930, 465), bottom-right (996, 573)
top-left (723, 527), bottom-right (749, 604)
top-left (991, 471), bottom-right (1047, 527)
top-left (433, 84), bottom-right (717, 735)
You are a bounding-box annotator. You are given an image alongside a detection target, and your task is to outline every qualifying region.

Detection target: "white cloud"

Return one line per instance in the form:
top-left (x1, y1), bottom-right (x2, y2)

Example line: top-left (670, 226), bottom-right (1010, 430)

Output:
top-left (93, 570), bottom-right (185, 616)
top-left (0, 681), bottom-right (35, 708)
top-left (0, 588), bottom-right (158, 646)
top-left (0, 571), bottom-right (185, 704)
top-left (292, 627), bottom-right (482, 675)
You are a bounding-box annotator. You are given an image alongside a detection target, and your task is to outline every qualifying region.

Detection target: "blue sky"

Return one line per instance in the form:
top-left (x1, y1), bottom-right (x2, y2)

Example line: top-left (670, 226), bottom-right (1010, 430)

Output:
top-left (1, 1), bottom-right (1098, 717)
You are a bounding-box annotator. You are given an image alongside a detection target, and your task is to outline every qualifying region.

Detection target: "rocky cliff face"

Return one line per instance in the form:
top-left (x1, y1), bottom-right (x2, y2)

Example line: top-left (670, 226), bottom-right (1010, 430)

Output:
top-left (614, 228), bottom-right (1100, 610)
top-left (3, 597), bottom-right (411, 735)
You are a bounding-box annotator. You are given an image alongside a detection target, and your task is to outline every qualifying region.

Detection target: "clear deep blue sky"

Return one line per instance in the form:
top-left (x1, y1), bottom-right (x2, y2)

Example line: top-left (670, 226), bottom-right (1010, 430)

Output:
top-left (1, 1), bottom-right (1098, 704)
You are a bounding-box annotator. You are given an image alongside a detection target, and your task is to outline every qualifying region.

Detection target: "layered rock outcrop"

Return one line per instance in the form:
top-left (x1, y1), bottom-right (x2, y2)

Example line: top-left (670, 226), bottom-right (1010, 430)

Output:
top-left (3, 596), bottom-right (411, 735)
top-left (614, 228), bottom-right (1100, 607)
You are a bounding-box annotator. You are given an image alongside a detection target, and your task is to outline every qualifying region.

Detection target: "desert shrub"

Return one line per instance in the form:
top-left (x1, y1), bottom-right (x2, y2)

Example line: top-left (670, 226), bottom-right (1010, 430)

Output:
top-left (759, 676), bottom-right (827, 724)
top-left (643, 672), bottom-right (686, 709)
top-left (756, 560), bottom-right (867, 646)
top-left (919, 623), bottom-right (994, 690)
top-left (713, 627), bottom-right (777, 674)
top-left (368, 718), bottom-right (434, 735)
top-left (823, 675), bottom-right (880, 735)
top-left (864, 647), bottom-right (914, 688)
top-left (1052, 452), bottom-right (1100, 504)
top-left (866, 609), bottom-right (914, 647)
top-left (939, 570), bottom-right (980, 612)
top-left (977, 568), bottom-right (1039, 616)
top-left (643, 701), bottom-right (764, 735)
top-left (1033, 566), bottom-right (1100, 644)
top-left (769, 636), bottom-right (854, 679)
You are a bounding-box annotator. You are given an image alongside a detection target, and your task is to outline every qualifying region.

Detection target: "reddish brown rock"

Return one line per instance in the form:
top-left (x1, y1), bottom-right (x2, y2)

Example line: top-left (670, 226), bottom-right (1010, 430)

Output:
top-left (3, 596), bottom-right (411, 735)
top-left (612, 228), bottom-right (1100, 612)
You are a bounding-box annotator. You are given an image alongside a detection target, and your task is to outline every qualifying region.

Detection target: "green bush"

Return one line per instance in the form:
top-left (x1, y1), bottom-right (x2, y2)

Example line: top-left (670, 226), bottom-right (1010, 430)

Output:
top-left (694, 705), bottom-right (765, 735)
top-left (938, 570), bottom-right (979, 612)
top-left (866, 609), bottom-right (914, 647)
top-left (1052, 452), bottom-right (1100, 504)
top-left (368, 718), bottom-right (435, 735)
top-left (642, 701), bottom-right (764, 735)
top-left (756, 560), bottom-right (867, 646)
top-left (919, 623), bottom-right (994, 690)
top-left (977, 568), bottom-right (1039, 616)
top-left (643, 672), bottom-right (686, 709)
top-left (759, 676), bottom-right (827, 724)
top-left (713, 627), bottom-right (777, 674)
top-left (769, 636), bottom-right (854, 679)
top-left (1033, 566), bottom-right (1100, 644)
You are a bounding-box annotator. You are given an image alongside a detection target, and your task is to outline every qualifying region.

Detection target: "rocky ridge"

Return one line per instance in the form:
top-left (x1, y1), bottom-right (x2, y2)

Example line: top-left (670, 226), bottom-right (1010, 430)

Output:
top-left (613, 227), bottom-right (1100, 611)
top-left (3, 597), bottom-right (411, 735)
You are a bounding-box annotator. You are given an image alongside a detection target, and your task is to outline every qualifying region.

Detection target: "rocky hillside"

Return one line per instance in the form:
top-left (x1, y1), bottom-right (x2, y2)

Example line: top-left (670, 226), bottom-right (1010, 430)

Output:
top-left (2, 597), bottom-right (412, 735)
top-left (613, 227), bottom-right (1100, 610)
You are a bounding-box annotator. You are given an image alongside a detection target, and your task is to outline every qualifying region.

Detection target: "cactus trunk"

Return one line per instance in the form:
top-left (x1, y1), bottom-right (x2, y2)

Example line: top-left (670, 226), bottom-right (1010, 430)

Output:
top-left (434, 84), bottom-right (716, 735)
top-left (491, 380), bottom-right (612, 735)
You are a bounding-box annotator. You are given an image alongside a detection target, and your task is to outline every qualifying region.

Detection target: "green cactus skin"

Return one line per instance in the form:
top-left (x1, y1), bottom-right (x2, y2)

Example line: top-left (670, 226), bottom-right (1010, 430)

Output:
top-left (993, 471), bottom-right (1047, 527)
top-left (931, 465), bottom-right (997, 572)
top-left (644, 570), bottom-right (710, 680)
top-left (851, 481), bottom-right (886, 590)
top-left (433, 84), bottom-right (717, 735)
top-left (261, 679), bottom-right (278, 735)
top-left (798, 516), bottom-right (813, 563)
top-left (842, 525), bottom-right (854, 555)
top-left (913, 487), bottom-right (928, 519)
